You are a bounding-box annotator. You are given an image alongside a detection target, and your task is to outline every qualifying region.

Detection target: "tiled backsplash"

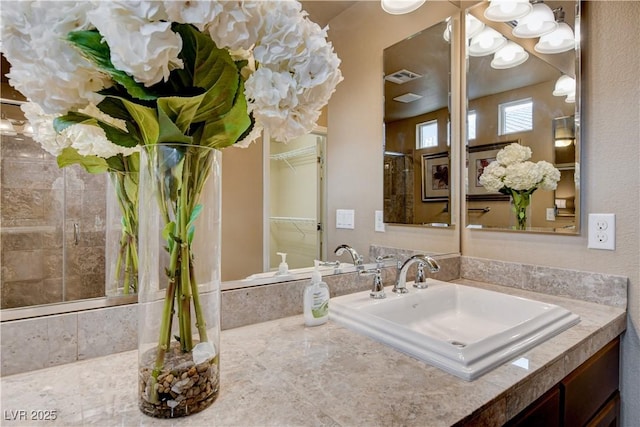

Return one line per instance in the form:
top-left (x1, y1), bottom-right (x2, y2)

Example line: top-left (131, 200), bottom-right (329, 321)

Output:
top-left (0, 252), bottom-right (627, 376)
top-left (460, 256), bottom-right (628, 308)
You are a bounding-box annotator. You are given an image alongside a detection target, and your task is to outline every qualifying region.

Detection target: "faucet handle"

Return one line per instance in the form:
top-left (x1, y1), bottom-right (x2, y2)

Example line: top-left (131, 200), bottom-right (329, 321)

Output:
top-left (375, 254), bottom-right (395, 268)
top-left (413, 262), bottom-right (429, 289)
top-left (359, 268), bottom-right (385, 299)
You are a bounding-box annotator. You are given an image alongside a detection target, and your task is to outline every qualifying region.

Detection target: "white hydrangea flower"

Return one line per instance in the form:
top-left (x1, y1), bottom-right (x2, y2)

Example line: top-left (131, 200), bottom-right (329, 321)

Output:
top-left (252, 2), bottom-right (303, 66)
top-left (245, 67), bottom-right (298, 127)
top-left (21, 101), bottom-right (137, 159)
top-left (1, 1), bottom-right (110, 114)
top-left (478, 161), bottom-right (506, 192)
top-left (20, 102), bottom-right (70, 157)
top-left (87, 2), bottom-right (183, 87)
top-left (162, 1), bottom-right (221, 29)
top-left (537, 160), bottom-right (561, 191)
top-left (205, 1), bottom-right (264, 51)
top-left (496, 143), bottom-right (532, 166)
top-left (67, 103), bottom-right (140, 159)
top-left (3, 0), bottom-right (343, 147)
top-left (503, 161), bottom-right (543, 191)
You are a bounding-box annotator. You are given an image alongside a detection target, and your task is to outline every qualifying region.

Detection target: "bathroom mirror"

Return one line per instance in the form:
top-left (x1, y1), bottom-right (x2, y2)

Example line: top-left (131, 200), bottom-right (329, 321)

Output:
top-left (383, 19), bottom-right (453, 227)
top-left (464, 1), bottom-right (581, 234)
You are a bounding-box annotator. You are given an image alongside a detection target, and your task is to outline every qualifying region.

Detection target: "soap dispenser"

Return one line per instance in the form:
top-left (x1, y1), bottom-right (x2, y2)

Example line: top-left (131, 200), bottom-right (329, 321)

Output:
top-left (303, 260), bottom-right (330, 326)
top-left (276, 252), bottom-right (289, 276)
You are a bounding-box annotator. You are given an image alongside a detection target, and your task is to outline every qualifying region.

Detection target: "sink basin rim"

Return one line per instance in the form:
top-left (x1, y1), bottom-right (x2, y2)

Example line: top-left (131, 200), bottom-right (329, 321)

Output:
top-left (330, 279), bottom-right (580, 381)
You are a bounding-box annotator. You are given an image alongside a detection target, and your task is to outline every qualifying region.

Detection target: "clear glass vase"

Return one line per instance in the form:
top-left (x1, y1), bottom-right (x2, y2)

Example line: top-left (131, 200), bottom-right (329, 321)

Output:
top-left (138, 144), bottom-right (222, 418)
top-left (105, 169), bottom-right (139, 297)
top-left (510, 192), bottom-right (532, 231)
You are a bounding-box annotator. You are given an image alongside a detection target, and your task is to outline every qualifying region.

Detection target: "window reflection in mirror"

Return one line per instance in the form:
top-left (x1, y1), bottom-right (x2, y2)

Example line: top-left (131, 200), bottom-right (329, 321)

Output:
top-left (464, 1), bottom-right (580, 234)
top-left (383, 18), bottom-right (453, 227)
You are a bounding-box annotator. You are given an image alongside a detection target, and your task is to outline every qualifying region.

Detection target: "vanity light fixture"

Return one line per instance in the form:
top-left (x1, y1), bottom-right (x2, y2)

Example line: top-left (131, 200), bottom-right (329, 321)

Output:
top-left (512, 1), bottom-right (558, 38)
top-left (553, 75), bottom-right (576, 96)
top-left (21, 122), bottom-right (33, 136)
top-left (0, 119), bottom-right (16, 135)
top-left (468, 27), bottom-right (507, 57)
top-left (553, 74), bottom-right (576, 103)
top-left (491, 41), bottom-right (529, 69)
top-left (446, 14), bottom-right (484, 42)
top-left (380, 0), bottom-right (426, 15)
top-left (0, 113), bottom-right (17, 136)
top-left (534, 8), bottom-right (575, 54)
top-left (484, 0), bottom-right (532, 22)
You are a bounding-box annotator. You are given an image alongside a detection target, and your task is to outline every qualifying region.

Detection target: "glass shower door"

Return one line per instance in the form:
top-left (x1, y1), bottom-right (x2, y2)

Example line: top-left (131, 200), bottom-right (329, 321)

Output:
top-left (1, 100), bottom-right (107, 310)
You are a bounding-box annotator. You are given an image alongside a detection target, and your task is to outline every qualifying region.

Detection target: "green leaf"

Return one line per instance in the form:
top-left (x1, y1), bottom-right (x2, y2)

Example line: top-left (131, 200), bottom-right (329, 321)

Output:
top-left (157, 95), bottom-right (204, 134)
top-left (124, 173), bottom-right (138, 205)
top-left (126, 152), bottom-right (140, 173)
top-left (200, 80), bottom-right (251, 149)
top-left (162, 221), bottom-right (176, 252)
top-left (97, 121), bottom-right (139, 148)
top-left (115, 98), bottom-right (160, 145)
top-left (172, 24), bottom-right (243, 123)
top-left (67, 30), bottom-right (156, 101)
top-left (53, 112), bottom-right (93, 133)
top-left (186, 204), bottom-right (203, 244)
top-left (106, 156), bottom-right (125, 172)
top-left (54, 111), bottom-right (139, 149)
top-left (157, 104), bottom-right (193, 145)
top-left (57, 147), bottom-right (109, 174)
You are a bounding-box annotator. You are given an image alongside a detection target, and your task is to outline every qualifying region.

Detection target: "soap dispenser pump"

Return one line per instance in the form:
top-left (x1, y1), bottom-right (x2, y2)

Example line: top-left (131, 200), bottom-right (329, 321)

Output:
top-left (276, 252), bottom-right (289, 276)
top-left (303, 260), bottom-right (330, 326)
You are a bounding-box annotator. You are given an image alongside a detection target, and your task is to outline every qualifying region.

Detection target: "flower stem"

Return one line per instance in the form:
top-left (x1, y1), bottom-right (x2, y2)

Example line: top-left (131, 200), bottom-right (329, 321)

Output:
top-left (178, 151), bottom-right (193, 352)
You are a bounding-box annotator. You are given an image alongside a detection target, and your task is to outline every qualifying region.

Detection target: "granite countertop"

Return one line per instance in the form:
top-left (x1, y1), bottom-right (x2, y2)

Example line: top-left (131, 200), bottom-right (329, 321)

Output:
top-left (0, 280), bottom-right (626, 427)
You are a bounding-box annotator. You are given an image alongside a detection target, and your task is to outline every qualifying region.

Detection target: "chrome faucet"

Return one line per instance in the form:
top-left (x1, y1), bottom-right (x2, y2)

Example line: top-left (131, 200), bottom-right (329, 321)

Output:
top-left (393, 254), bottom-right (440, 294)
top-left (359, 268), bottom-right (385, 299)
top-left (334, 244), bottom-right (364, 270)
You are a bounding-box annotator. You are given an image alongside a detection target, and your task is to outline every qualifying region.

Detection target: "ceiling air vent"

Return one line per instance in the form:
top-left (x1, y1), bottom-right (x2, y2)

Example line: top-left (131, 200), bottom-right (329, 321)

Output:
top-left (385, 69), bottom-right (422, 84)
top-left (393, 92), bottom-right (423, 103)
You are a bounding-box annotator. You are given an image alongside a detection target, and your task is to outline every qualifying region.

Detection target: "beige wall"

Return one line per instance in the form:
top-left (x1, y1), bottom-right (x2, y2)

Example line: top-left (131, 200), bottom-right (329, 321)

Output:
top-left (327, 1), bottom-right (639, 424)
top-left (221, 140), bottom-right (263, 281)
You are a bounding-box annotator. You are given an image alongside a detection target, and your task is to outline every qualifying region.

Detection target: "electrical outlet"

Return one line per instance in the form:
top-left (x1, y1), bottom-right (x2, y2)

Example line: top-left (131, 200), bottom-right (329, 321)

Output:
top-left (588, 213), bottom-right (615, 250)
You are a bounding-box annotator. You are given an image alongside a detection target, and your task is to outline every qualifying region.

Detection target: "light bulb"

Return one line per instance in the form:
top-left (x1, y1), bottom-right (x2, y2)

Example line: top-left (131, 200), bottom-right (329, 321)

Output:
top-left (553, 75), bottom-right (576, 97)
top-left (468, 27), bottom-right (506, 57)
top-left (513, 3), bottom-right (558, 38)
top-left (491, 41), bottom-right (529, 69)
top-left (535, 22), bottom-right (575, 54)
top-left (381, 0), bottom-right (426, 15)
top-left (484, 0), bottom-right (532, 22)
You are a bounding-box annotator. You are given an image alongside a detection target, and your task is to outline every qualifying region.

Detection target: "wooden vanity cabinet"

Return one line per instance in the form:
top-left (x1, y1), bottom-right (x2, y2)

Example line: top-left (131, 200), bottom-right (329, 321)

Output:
top-left (506, 337), bottom-right (620, 427)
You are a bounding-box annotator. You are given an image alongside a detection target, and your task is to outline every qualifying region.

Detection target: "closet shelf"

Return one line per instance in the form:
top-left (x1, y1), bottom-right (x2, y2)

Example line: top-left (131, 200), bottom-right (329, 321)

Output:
top-left (269, 216), bottom-right (317, 226)
top-left (269, 145), bottom-right (316, 161)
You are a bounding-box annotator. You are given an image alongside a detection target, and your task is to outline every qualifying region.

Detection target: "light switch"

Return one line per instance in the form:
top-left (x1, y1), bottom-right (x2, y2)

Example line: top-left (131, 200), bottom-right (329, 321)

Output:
top-left (336, 209), bottom-right (355, 229)
top-left (375, 210), bottom-right (385, 232)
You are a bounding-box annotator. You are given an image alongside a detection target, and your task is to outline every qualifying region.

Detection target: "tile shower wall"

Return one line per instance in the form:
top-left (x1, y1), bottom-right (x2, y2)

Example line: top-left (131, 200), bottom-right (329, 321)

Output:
top-left (0, 132), bottom-right (107, 309)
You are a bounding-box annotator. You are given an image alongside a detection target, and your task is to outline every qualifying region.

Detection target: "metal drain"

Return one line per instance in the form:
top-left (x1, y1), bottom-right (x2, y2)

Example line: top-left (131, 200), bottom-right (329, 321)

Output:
top-left (449, 340), bottom-right (467, 348)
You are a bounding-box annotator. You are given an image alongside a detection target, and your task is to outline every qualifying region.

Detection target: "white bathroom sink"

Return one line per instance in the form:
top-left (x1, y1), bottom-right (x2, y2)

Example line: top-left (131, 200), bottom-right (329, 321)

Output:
top-left (330, 279), bottom-right (580, 381)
